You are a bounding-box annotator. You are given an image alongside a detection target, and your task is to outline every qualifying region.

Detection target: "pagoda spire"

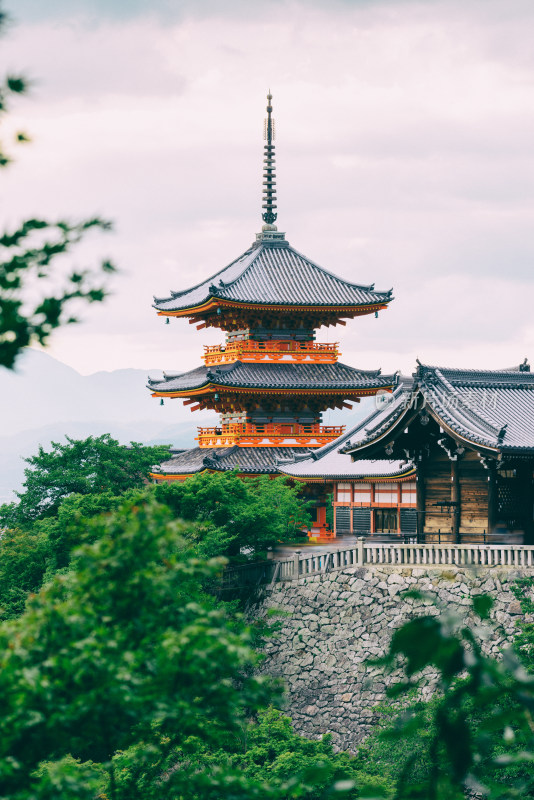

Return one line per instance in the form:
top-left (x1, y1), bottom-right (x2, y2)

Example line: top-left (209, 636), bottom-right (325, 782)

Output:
top-left (262, 91), bottom-right (277, 226)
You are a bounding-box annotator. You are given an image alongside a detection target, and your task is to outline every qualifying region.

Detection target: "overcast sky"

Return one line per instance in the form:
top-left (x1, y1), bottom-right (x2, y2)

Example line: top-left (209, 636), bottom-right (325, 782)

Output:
top-left (2, 0), bottom-right (533, 379)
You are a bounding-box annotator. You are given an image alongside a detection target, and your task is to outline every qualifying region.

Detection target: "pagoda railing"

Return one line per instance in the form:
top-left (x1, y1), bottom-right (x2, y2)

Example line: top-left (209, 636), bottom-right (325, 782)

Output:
top-left (203, 340), bottom-right (340, 366)
top-left (197, 423), bottom-right (345, 448)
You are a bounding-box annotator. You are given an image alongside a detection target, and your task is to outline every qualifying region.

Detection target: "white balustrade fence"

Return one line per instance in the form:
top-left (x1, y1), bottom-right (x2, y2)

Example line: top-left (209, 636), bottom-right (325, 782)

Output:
top-left (272, 539), bottom-right (534, 584)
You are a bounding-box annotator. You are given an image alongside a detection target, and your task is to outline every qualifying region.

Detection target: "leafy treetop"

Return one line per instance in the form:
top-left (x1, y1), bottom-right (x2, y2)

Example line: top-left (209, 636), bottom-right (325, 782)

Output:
top-left (155, 470), bottom-right (312, 558)
top-left (0, 434), bottom-right (170, 526)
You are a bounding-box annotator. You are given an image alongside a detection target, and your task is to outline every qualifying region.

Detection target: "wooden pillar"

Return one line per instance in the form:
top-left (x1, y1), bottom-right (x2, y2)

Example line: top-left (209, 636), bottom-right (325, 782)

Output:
top-left (488, 464), bottom-right (498, 534)
top-left (526, 464), bottom-right (534, 546)
top-left (518, 464), bottom-right (534, 545)
top-left (451, 459), bottom-right (460, 543)
top-left (416, 461), bottom-right (426, 540)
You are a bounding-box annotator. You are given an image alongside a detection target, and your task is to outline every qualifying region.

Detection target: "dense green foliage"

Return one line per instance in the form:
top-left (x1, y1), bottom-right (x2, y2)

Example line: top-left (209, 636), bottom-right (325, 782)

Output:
top-left (0, 437), bottom-right (313, 620)
top-left (0, 434), bottom-right (170, 526)
top-left (0, 490), bottom-right (390, 799)
top-left (0, 496), bottom-right (273, 798)
top-left (356, 591), bottom-right (534, 799)
top-left (155, 470), bottom-right (311, 558)
top-left (2, 435), bottom-right (534, 799)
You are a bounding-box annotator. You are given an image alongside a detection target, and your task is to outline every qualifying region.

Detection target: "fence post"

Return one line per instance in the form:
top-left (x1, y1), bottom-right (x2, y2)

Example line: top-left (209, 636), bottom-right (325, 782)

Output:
top-left (357, 536), bottom-right (365, 565)
top-left (293, 550), bottom-right (301, 580)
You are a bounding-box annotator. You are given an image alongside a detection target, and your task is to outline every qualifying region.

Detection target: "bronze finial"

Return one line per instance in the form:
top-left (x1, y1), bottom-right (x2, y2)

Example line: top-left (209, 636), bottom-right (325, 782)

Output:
top-left (262, 91), bottom-right (277, 226)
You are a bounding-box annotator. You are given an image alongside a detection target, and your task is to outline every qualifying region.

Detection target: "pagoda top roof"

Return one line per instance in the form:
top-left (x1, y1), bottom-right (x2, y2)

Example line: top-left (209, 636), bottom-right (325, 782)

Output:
top-left (153, 231), bottom-right (393, 314)
top-left (340, 361), bottom-right (534, 456)
top-left (147, 360), bottom-right (397, 394)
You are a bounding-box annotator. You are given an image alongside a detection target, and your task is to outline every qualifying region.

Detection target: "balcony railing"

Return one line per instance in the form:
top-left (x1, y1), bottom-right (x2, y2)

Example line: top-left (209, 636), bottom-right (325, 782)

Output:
top-left (203, 340), bottom-right (340, 366)
top-left (197, 423), bottom-right (345, 448)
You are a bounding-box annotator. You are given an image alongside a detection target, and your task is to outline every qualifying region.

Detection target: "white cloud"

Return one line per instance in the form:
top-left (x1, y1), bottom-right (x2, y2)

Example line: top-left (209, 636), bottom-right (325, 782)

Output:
top-left (0, 0), bottom-right (532, 382)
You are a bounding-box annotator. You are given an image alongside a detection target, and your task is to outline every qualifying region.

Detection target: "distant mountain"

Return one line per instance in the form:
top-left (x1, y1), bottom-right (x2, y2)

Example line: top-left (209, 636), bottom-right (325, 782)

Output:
top-left (0, 349), bottom-right (217, 502)
top-left (0, 348), bottom-right (374, 503)
top-left (0, 348), bottom-right (198, 434)
top-left (0, 418), bottom-right (204, 505)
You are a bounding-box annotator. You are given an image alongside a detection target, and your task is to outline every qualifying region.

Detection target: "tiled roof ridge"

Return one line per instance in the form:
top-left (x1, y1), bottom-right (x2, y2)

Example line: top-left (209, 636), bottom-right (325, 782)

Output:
top-left (309, 390), bottom-right (405, 461)
top-left (416, 359), bottom-right (531, 382)
top-left (338, 382), bottom-right (414, 453)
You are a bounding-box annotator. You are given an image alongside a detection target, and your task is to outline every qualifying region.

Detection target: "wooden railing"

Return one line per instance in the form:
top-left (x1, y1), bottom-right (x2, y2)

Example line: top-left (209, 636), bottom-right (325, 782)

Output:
top-left (203, 340), bottom-right (340, 366)
top-left (197, 423), bottom-right (345, 448)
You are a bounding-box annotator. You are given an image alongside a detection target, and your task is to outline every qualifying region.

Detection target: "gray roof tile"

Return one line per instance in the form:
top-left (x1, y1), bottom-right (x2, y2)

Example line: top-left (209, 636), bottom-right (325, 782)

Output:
top-left (342, 363), bottom-right (534, 455)
top-left (154, 446), bottom-right (306, 475)
top-left (148, 361), bottom-right (396, 393)
top-left (154, 239), bottom-right (393, 312)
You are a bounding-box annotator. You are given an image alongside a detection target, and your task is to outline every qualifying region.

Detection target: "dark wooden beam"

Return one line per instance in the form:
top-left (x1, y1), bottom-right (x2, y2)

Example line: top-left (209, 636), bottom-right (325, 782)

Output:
top-left (451, 459), bottom-right (460, 543)
top-left (488, 463), bottom-right (498, 533)
top-left (416, 458), bottom-right (426, 539)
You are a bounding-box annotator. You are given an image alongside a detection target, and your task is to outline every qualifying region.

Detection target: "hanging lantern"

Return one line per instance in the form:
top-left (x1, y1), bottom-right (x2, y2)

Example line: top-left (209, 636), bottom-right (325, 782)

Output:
top-left (160, 398), bottom-right (164, 406)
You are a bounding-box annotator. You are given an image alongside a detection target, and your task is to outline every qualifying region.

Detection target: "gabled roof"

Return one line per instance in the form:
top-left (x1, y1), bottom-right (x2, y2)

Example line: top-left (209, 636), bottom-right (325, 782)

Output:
top-left (153, 235), bottom-right (393, 313)
top-left (340, 362), bottom-right (534, 456)
top-left (152, 446), bottom-right (306, 476)
top-left (417, 361), bottom-right (534, 452)
top-left (148, 361), bottom-right (397, 394)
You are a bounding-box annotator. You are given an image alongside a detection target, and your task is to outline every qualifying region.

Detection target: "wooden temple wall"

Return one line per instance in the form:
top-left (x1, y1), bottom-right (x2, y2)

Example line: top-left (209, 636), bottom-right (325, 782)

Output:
top-left (423, 453), bottom-right (451, 536)
top-left (459, 454), bottom-right (489, 535)
top-left (422, 451), bottom-right (489, 541)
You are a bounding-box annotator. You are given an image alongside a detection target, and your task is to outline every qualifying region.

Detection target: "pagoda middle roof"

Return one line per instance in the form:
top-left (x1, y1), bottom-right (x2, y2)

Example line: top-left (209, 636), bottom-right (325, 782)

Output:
top-left (153, 235), bottom-right (393, 313)
top-left (148, 361), bottom-right (397, 394)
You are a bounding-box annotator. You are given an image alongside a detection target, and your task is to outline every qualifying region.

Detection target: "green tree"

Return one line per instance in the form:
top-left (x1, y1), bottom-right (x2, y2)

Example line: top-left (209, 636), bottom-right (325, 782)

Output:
top-left (1, 217), bottom-right (116, 369)
top-left (369, 592), bottom-right (534, 799)
top-left (0, 495), bottom-right (276, 799)
top-left (0, 434), bottom-right (170, 526)
top-left (112, 706), bottom-right (391, 799)
top-left (0, 7), bottom-right (115, 370)
top-left (155, 470), bottom-right (311, 559)
top-left (0, 525), bottom-right (51, 619)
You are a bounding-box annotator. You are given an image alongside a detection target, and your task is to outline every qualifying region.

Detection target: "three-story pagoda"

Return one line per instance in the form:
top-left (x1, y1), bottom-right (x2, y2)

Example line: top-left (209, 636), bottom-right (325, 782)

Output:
top-left (149, 94), bottom-right (396, 481)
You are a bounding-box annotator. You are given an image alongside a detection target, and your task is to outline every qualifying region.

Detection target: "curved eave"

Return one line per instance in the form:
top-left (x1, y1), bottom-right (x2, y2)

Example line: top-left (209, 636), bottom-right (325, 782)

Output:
top-left (341, 403), bottom-right (418, 456)
top-left (150, 471), bottom-right (208, 481)
top-left (155, 298), bottom-right (390, 318)
top-left (151, 383), bottom-right (395, 399)
top-left (280, 468), bottom-right (417, 483)
top-left (342, 395), bottom-right (502, 458)
top-left (150, 469), bottom-right (273, 480)
top-left (425, 406), bottom-right (500, 455)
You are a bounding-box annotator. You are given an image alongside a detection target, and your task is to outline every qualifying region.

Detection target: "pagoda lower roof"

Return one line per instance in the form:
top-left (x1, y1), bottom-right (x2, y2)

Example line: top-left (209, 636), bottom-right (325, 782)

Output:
top-left (152, 446), bottom-right (306, 476)
top-left (148, 361), bottom-right (396, 394)
top-left (153, 234), bottom-right (393, 314)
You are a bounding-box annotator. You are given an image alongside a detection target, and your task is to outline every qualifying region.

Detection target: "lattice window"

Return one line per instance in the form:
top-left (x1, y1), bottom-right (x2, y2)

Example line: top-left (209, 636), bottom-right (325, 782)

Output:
top-left (335, 506), bottom-right (351, 532)
top-left (375, 482), bottom-right (398, 504)
top-left (337, 482), bottom-right (351, 502)
top-left (353, 482), bottom-right (372, 504)
top-left (401, 481), bottom-right (417, 505)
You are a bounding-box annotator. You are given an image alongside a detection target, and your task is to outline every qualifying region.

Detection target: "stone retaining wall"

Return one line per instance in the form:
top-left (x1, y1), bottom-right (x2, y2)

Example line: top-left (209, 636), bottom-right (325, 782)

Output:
top-left (254, 565), bottom-right (532, 753)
